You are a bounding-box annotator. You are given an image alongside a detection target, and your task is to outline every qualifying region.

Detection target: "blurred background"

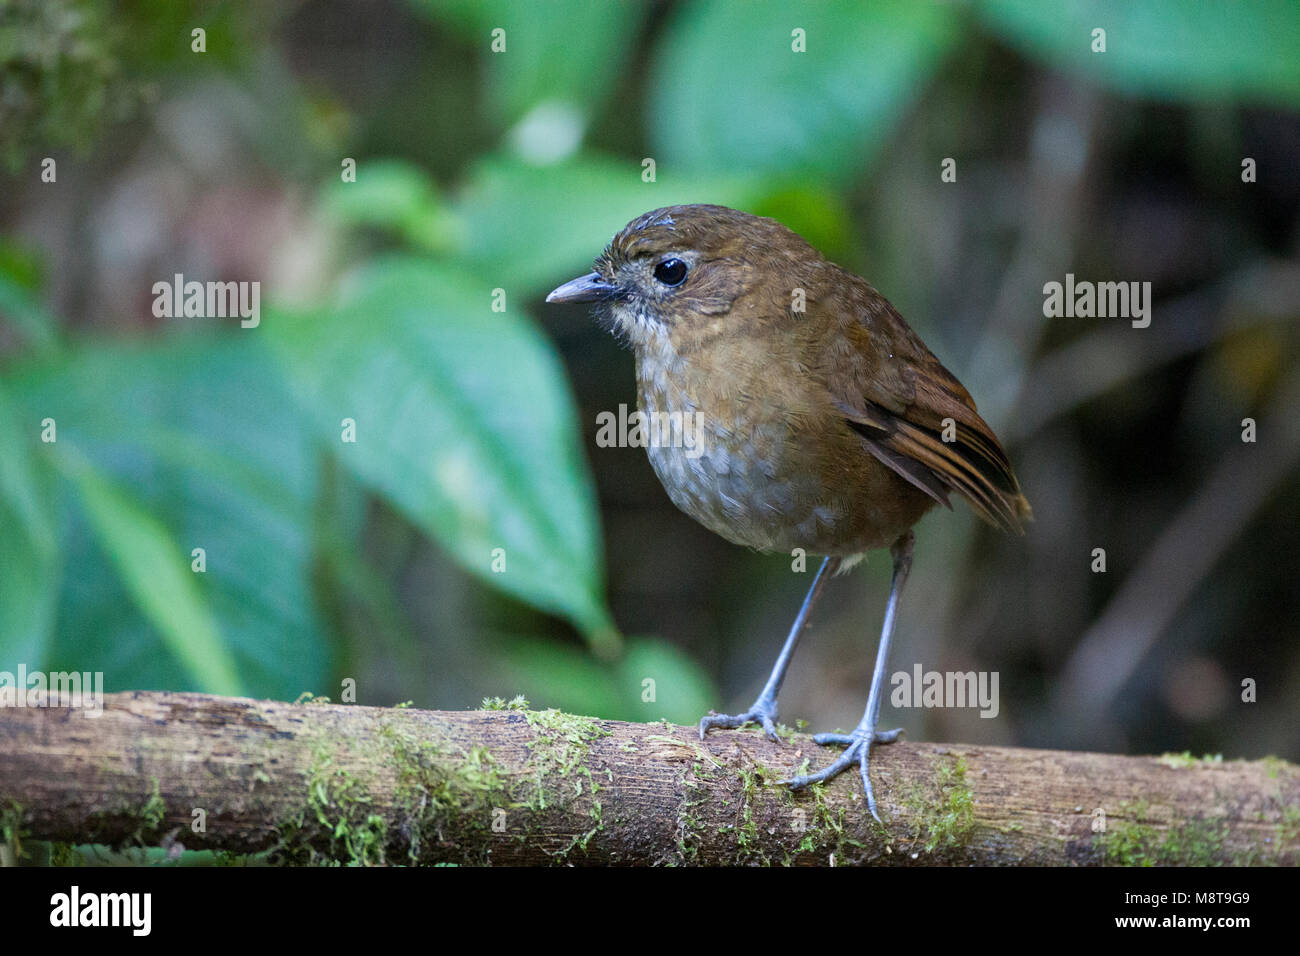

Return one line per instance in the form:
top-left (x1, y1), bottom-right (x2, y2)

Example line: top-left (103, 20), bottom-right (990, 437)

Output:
top-left (1, 0), bottom-right (1297, 774)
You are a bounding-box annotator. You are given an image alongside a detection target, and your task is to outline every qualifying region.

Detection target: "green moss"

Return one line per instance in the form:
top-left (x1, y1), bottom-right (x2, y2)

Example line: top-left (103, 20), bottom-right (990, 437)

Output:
top-left (1095, 801), bottom-right (1236, 866)
top-left (1095, 756), bottom-right (1298, 866)
top-left (515, 709), bottom-right (613, 860)
top-left (271, 706), bottom-right (619, 865)
top-left (383, 725), bottom-right (510, 865)
top-left (69, 778), bottom-right (177, 853)
top-left (902, 755), bottom-right (975, 854)
top-left (1259, 755), bottom-right (1294, 779)
top-left (273, 714), bottom-right (518, 867)
top-left (1, 800), bottom-right (26, 862)
top-left (1277, 806), bottom-right (1300, 857)
top-left (801, 782), bottom-right (852, 860)
top-left (729, 763), bottom-right (769, 864)
top-left (1162, 817), bottom-right (1229, 866)
top-left (304, 743), bottom-right (387, 865)
top-left (480, 695), bottom-right (530, 711)
top-left (674, 802), bottom-right (705, 864)
top-left (140, 778), bottom-right (165, 834)
top-left (48, 842), bottom-right (79, 866)
top-left (521, 708), bottom-right (610, 813)
top-left (1157, 751), bottom-right (1223, 769)
top-left (556, 795), bottom-right (605, 858)
top-left (668, 744), bottom-right (733, 865)
top-left (1096, 801), bottom-right (1157, 866)
top-left (702, 749), bottom-right (877, 866)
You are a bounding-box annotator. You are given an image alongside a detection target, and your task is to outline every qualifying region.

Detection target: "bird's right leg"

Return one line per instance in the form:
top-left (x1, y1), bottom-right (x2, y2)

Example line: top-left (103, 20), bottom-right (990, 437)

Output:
top-left (699, 555), bottom-right (841, 742)
top-left (781, 531), bottom-right (914, 821)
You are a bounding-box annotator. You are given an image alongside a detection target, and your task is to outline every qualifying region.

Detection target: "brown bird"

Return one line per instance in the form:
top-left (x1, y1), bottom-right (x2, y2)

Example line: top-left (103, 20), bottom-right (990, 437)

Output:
top-left (548, 204), bottom-right (1030, 819)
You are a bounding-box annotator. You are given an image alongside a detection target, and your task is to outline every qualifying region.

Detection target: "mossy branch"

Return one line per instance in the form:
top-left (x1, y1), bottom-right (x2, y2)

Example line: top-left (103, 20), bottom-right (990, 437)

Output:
top-left (0, 691), bottom-right (1296, 866)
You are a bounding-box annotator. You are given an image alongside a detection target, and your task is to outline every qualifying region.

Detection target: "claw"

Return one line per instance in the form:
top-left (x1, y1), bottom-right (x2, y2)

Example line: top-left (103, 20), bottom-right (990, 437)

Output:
top-left (698, 698), bottom-right (783, 742)
top-left (779, 725), bottom-right (903, 822)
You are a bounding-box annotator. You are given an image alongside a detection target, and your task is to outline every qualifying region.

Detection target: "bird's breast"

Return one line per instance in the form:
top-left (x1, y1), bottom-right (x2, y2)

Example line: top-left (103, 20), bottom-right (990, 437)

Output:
top-left (633, 342), bottom-right (927, 555)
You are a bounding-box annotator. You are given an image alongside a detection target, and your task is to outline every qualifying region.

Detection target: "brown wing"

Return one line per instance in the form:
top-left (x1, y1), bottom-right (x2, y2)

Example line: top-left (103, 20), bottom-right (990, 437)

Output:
top-left (830, 281), bottom-right (1032, 535)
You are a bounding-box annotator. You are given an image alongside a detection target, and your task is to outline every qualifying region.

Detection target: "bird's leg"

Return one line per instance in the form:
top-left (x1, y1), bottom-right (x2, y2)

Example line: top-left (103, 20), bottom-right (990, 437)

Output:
top-left (781, 530), bottom-right (915, 822)
top-left (699, 555), bottom-right (841, 742)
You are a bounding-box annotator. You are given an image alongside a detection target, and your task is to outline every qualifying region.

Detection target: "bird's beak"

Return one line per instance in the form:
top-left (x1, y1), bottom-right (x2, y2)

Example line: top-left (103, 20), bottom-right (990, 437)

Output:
top-left (545, 272), bottom-right (619, 304)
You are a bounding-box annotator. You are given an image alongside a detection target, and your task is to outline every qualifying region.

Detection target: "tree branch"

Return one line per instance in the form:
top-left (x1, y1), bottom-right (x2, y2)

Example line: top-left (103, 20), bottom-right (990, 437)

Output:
top-left (1, 691), bottom-right (1295, 865)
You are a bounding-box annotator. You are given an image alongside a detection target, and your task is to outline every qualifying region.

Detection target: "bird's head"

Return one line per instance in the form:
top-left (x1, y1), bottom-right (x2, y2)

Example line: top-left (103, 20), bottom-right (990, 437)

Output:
top-left (546, 204), bottom-right (816, 351)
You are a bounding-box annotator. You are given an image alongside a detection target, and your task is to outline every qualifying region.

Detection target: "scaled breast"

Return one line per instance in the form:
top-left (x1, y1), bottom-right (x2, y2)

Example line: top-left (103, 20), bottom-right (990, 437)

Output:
top-left (634, 349), bottom-right (833, 553)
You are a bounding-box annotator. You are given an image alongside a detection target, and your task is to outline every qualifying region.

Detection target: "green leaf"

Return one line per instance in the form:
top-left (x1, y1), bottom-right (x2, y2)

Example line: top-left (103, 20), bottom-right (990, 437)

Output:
top-left (0, 382), bottom-right (59, 665)
top-left (266, 257), bottom-right (620, 654)
top-left (749, 184), bottom-right (857, 268)
top-left (617, 638), bottom-right (719, 725)
top-left (53, 448), bottom-right (242, 696)
top-left (488, 636), bottom-right (717, 724)
top-left (7, 335), bottom-right (331, 698)
top-left (452, 152), bottom-right (771, 296)
top-left (650, 0), bottom-right (961, 182)
top-left (321, 159), bottom-right (459, 254)
top-left (486, 636), bottom-right (624, 718)
top-left (978, 0), bottom-right (1300, 106)
top-left (0, 272), bottom-right (60, 356)
top-left (414, 0), bottom-right (646, 126)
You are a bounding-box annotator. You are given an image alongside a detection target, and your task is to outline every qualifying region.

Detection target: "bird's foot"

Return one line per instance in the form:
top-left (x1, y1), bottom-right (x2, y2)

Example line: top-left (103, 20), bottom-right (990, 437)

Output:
top-left (780, 725), bottom-right (904, 821)
top-left (698, 695), bottom-right (783, 742)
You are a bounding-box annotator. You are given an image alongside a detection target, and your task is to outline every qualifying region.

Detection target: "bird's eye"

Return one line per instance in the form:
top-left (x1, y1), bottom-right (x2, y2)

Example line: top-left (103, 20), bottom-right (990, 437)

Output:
top-left (652, 257), bottom-right (688, 287)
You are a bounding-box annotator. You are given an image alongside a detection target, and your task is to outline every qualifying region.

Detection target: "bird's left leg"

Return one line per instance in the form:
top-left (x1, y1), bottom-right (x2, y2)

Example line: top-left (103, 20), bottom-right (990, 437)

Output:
top-left (781, 530), bottom-right (914, 822)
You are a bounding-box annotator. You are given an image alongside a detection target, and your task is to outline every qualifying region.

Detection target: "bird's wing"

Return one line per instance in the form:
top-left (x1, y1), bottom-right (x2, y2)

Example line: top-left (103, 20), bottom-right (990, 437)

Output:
top-left (830, 286), bottom-right (1032, 535)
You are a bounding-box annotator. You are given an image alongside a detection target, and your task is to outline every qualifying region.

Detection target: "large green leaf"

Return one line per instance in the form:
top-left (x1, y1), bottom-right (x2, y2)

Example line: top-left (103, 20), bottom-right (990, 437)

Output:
top-left (0, 382), bottom-right (59, 665)
top-left (414, 0), bottom-right (646, 126)
top-left (54, 449), bottom-right (242, 696)
top-left (6, 335), bottom-right (330, 697)
top-left (649, 0), bottom-right (961, 182)
top-left (452, 153), bottom-right (770, 296)
top-left (978, 0), bottom-right (1300, 106)
top-left (267, 257), bottom-right (620, 654)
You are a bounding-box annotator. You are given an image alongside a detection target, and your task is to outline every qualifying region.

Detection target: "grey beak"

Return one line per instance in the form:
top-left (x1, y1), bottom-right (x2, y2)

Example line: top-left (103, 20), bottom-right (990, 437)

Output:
top-left (546, 272), bottom-right (619, 304)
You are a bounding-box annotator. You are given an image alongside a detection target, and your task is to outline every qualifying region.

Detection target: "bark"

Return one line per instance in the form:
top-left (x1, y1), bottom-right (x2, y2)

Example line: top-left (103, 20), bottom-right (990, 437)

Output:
top-left (0, 691), bottom-right (1295, 866)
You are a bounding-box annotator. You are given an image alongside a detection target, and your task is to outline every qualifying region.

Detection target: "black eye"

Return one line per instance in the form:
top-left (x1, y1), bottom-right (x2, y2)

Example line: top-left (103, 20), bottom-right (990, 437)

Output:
top-left (653, 257), bottom-right (688, 286)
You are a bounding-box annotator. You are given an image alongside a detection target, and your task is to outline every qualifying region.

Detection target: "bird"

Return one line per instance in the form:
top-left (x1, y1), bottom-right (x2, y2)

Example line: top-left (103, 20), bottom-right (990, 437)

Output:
top-left (547, 204), bottom-right (1030, 820)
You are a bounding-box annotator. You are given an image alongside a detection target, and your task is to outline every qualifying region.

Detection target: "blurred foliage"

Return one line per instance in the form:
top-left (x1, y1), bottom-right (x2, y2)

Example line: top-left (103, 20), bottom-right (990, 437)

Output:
top-left (267, 256), bottom-right (619, 654)
top-left (0, 0), bottom-right (139, 170)
top-left (449, 154), bottom-right (769, 295)
top-left (6, 335), bottom-right (328, 696)
top-left (650, 0), bottom-right (961, 182)
top-left (0, 0), bottom-right (1297, 769)
top-left (412, 0), bottom-right (647, 127)
top-left (0, 0), bottom-right (267, 170)
top-left (978, 0), bottom-right (1300, 106)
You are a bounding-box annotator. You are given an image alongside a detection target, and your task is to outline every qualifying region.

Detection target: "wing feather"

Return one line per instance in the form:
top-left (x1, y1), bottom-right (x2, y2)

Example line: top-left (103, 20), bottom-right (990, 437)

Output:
top-left (831, 284), bottom-right (1032, 534)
